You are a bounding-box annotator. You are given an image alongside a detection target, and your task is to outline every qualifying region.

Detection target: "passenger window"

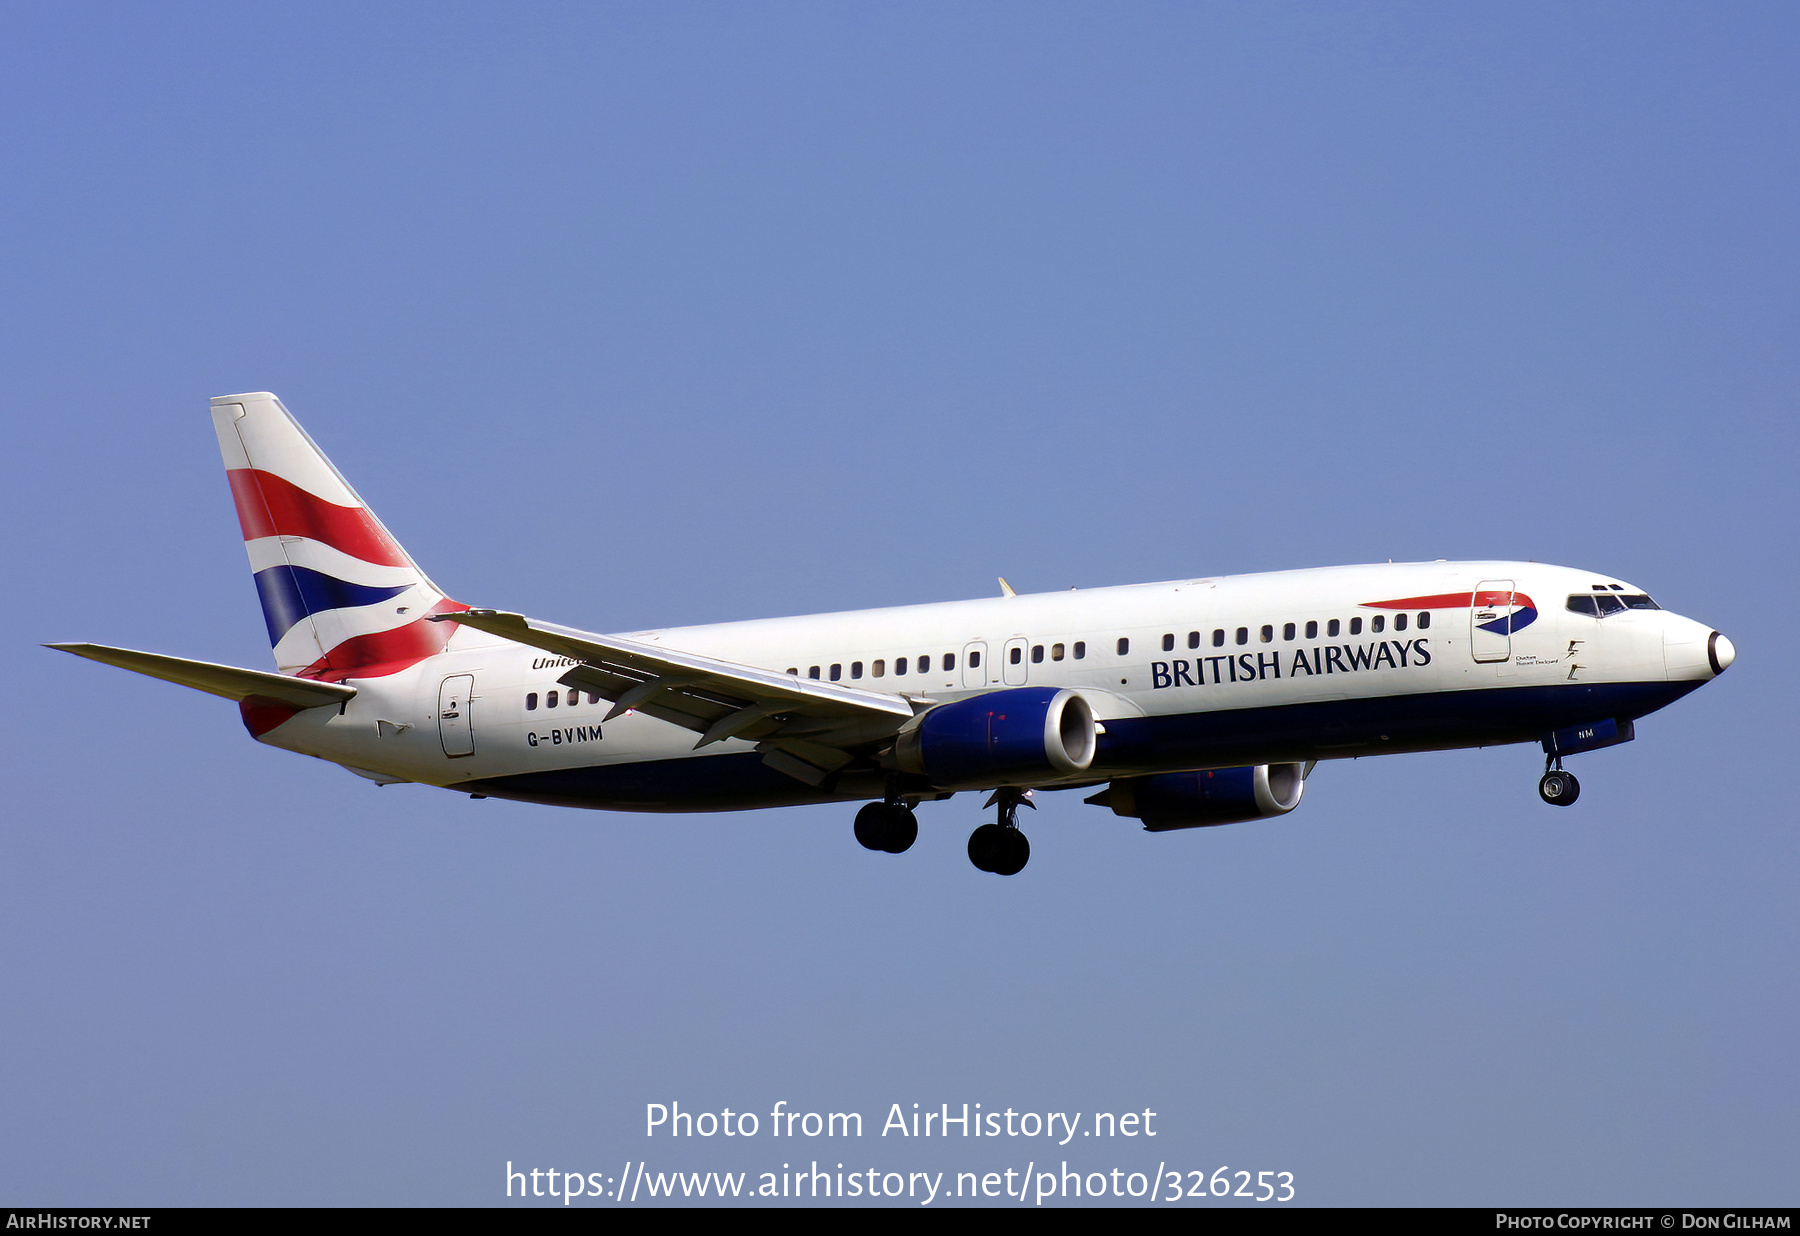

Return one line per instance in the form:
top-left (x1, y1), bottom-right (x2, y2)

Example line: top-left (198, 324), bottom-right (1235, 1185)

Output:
top-left (1395, 613), bottom-right (1408, 631)
top-left (1260, 625), bottom-right (1273, 643)
top-left (1235, 627), bottom-right (1248, 645)
top-left (944, 653), bottom-right (956, 671)
top-left (526, 692), bottom-right (538, 711)
top-left (919, 656), bottom-right (930, 674)
top-left (1371, 616), bottom-right (1384, 633)
top-left (1418, 612), bottom-right (1430, 628)
top-left (1188, 631), bottom-right (1200, 649)
top-left (893, 658), bottom-right (906, 676)
top-left (969, 650), bottom-right (981, 668)
top-left (1073, 642), bottom-right (1086, 659)
top-left (851, 661), bottom-right (863, 679)
top-left (1031, 645), bottom-right (1044, 663)
top-left (1010, 646), bottom-right (1022, 664)
top-left (830, 664), bottom-right (842, 681)
top-left (786, 668), bottom-right (797, 676)
top-left (1213, 629), bottom-right (1225, 647)
top-left (808, 666), bottom-right (821, 679)
top-left (872, 660), bottom-right (885, 677)
top-left (566, 692), bottom-right (578, 707)
top-left (1117, 638), bottom-right (1129, 656)
top-left (1328, 619), bottom-right (1340, 637)
top-left (1305, 620), bottom-right (1318, 639)
top-left (1349, 617), bottom-right (1362, 635)
top-left (1162, 633), bottom-right (1174, 652)
top-left (1051, 643), bottom-right (1065, 661)
top-left (547, 691), bottom-right (559, 708)
top-left (1283, 622), bottom-right (1295, 641)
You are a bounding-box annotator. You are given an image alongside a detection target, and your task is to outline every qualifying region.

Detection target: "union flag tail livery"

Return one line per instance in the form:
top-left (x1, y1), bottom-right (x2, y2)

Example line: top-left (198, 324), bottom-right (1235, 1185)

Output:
top-left (210, 393), bottom-right (469, 680)
top-left (51, 392), bottom-right (1737, 876)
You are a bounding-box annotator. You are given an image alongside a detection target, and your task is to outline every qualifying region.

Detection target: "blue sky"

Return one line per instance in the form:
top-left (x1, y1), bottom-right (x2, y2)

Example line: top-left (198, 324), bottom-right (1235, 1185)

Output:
top-left (2, 2), bottom-right (1795, 1206)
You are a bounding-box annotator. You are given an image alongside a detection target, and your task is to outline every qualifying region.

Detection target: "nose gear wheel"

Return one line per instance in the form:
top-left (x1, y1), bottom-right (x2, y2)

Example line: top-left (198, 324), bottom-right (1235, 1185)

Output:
top-left (1538, 770), bottom-right (1580, 806)
top-left (1538, 752), bottom-right (1580, 807)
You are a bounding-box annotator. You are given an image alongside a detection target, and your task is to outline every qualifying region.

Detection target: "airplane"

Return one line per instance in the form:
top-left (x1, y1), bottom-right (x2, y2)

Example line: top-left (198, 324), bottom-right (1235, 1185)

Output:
top-left (50, 393), bottom-right (1736, 876)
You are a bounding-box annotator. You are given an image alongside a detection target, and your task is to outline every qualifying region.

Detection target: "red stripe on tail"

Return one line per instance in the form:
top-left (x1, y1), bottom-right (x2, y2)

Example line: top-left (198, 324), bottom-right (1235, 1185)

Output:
top-left (300, 598), bottom-right (472, 682)
top-left (239, 698), bottom-right (301, 738)
top-left (226, 469), bottom-right (411, 567)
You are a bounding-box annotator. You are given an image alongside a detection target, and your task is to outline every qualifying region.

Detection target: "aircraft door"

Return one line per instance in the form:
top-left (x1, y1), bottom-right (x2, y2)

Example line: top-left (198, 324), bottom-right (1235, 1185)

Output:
top-left (962, 641), bottom-right (990, 690)
top-left (438, 674), bottom-right (476, 757)
top-left (1470, 580), bottom-right (1515, 664)
top-left (1002, 636), bottom-right (1030, 685)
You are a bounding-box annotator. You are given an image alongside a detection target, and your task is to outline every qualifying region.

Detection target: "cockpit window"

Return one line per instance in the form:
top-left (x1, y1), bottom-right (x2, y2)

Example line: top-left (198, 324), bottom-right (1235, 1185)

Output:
top-left (1569, 592), bottom-right (1659, 617)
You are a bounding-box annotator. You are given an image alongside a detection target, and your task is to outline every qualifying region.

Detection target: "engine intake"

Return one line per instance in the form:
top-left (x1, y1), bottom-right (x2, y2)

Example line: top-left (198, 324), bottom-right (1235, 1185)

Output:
top-left (895, 687), bottom-right (1097, 789)
top-left (1090, 763), bottom-right (1306, 831)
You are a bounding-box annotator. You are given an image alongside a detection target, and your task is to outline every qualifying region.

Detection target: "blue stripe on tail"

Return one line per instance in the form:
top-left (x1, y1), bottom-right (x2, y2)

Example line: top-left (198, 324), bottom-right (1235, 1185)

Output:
top-left (253, 565), bottom-right (410, 645)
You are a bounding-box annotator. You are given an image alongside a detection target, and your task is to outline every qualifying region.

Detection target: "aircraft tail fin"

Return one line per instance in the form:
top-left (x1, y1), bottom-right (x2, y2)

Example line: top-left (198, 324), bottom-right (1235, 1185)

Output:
top-left (210, 393), bottom-right (468, 680)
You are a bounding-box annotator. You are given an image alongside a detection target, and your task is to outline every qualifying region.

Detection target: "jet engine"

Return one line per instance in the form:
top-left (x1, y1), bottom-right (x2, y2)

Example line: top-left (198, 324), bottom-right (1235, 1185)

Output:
top-left (894, 687), bottom-right (1097, 789)
top-left (1088, 763), bottom-right (1307, 831)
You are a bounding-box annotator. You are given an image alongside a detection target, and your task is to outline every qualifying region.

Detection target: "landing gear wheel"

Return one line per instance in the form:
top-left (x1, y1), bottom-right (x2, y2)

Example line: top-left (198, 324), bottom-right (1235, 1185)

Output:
top-left (855, 802), bottom-right (918, 853)
top-left (1538, 770), bottom-right (1581, 806)
top-left (970, 786), bottom-right (1034, 874)
top-left (880, 806), bottom-right (917, 854)
top-left (854, 802), bottom-right (888, 851)
top-left (968, 823), bottom-right (1006, 872)
top-left (990, 828), bottom-right (1030, 876)
top-left (968, 824), bottom-right (1029, 875)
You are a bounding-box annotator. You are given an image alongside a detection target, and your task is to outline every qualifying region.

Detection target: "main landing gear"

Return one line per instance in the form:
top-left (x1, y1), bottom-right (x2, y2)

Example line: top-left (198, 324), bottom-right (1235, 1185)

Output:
top-left (1538, 756), bottom-right (1581, 807)
top-left (854, 799), bottom-right (918, 853)
top-left (968, 788), bottom-right (1032, 876)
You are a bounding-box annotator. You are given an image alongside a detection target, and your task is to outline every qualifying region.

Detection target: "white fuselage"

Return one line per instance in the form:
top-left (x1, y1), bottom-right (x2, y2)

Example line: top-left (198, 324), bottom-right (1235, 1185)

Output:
top-left (255, 560), bottom-right (1723, 812)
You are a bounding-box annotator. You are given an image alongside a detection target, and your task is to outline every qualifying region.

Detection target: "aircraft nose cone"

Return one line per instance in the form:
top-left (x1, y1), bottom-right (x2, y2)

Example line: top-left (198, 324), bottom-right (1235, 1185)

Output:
top-left (1709, 631), bottom-right (1735, 675)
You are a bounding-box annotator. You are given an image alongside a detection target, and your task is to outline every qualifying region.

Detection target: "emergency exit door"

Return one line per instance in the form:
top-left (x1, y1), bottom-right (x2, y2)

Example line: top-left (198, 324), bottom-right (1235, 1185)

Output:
top-left (1002, 636), bottom-right (1030, 685)
top-left (962, 642), bottom-right (989, 689)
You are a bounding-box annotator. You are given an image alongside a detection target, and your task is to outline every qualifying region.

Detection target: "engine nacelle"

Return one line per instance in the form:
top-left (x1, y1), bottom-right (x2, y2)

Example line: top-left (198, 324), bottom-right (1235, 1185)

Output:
top-left (1090, 763), bottom-right (1307, 831)
top-left (894, 687), bottom-right (1097, 789)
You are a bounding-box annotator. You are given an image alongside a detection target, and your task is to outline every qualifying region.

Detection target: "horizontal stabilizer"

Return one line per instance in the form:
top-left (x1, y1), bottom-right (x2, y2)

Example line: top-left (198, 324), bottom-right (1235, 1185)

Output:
top-left (45, 643), bottom-right (357, 708)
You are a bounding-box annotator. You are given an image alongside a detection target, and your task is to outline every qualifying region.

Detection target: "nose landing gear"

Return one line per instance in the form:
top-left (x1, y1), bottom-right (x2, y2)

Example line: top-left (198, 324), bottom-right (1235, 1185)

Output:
top-left (968, 788), bottom-right (1033, 876)
top-left (1538, 756), bottom-right (1581, 807)
top-left (854, 799), bottom-right (918, 853)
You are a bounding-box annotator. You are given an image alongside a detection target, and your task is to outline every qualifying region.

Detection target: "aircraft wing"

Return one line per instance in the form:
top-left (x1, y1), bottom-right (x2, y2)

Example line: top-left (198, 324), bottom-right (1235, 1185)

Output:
top-left (433, 610), bottom-right (919, 783)
top-left (46, 643), bottom-right (357, 708)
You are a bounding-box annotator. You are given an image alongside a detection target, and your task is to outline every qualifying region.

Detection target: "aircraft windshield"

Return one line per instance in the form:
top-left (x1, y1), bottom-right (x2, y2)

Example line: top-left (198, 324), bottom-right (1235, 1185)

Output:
top-left (1566, 593), bottom-right (1659, 616)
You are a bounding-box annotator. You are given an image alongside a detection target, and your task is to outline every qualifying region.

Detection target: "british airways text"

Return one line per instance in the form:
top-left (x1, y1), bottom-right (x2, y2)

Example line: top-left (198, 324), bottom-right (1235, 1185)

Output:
top-left (1151, 639), bottom-right (1431, 688)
